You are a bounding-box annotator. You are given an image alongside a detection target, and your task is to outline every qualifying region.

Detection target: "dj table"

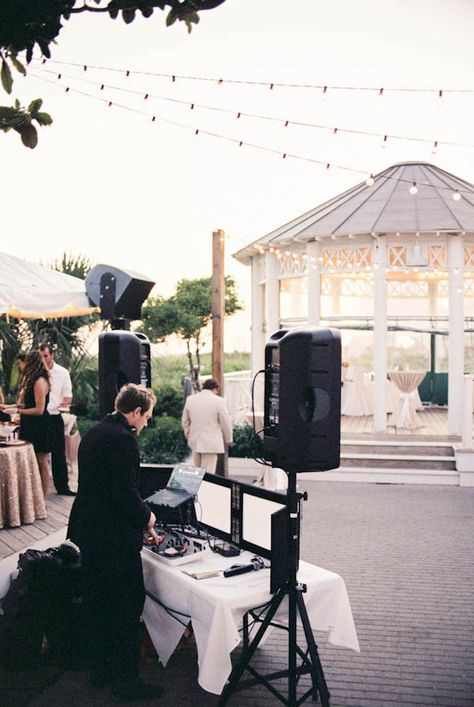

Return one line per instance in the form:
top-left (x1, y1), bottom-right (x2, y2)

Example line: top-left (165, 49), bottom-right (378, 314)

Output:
top-left (141, 547), bottom-right (360, 695)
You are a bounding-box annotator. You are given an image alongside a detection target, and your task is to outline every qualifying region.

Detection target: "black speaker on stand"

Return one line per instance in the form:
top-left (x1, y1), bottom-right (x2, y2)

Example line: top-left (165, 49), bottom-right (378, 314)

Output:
top-left (98, 331), bottom-right (152, 417)
top-left (219, 328), bottom-right (341, 707)
top-left (85, 264), bottom-right (155, 416)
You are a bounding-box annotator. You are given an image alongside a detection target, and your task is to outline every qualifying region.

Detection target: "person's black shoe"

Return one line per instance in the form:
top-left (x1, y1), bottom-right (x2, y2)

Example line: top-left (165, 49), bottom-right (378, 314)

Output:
top-left (57, 488), bottom-right (76, 496)
top-left (112, 679), bottom-right (165, 702)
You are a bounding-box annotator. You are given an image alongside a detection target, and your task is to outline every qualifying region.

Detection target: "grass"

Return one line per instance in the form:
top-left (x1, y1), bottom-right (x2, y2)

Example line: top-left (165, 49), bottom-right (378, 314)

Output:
top-left (151, 351), bottom-right (250, 387)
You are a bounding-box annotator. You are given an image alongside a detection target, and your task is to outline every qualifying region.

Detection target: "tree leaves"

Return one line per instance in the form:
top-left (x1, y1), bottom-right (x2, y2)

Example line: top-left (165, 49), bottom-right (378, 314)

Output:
top-left (0, 99), bottom-right (52, 148)
top-left (10, 56), bottom-right (26, 76)
top-left (35, 112), bottom-right (53, 126)
top-left (1, 60), bottom-right (13, 94)
top-left (28, 98), bottom-right (43, 113)
top-left (0, 0), bottom-right (228, 148)
top-left (17, 123), bottom-right (38, 149)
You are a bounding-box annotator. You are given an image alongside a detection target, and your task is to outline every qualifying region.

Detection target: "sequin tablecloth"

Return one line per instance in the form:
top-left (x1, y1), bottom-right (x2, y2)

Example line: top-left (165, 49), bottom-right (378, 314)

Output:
top-left (0, 442), bottom-right (47, 528)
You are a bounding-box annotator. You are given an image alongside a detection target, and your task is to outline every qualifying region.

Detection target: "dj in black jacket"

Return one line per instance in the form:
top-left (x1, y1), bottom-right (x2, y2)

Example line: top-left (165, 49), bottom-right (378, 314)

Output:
top-left (67, 384), bottom-right (164, 702)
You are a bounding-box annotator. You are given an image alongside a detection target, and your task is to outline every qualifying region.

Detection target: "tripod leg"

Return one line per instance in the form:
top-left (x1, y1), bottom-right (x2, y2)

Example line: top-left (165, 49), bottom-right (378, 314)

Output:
top-left (218, 586), bottom-right (287, 706)
top-left (296, 591), bottom-right (330, 706)
top-left (288, 583), bottom-right (297, 704)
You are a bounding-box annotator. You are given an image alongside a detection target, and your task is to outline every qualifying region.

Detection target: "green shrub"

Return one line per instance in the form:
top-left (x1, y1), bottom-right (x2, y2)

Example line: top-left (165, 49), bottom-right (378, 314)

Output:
top-left (76, 417), bottom-right (97, 438)
top-left (70, 358), bottom-right (99, 420)
top-left (154, 383), bottom-right (183, 419)
top-left (152, 351), bottom-right (250, 388)
top-left (138, 416), bottom-right (189, 464)
top-left (229, 424), bottom-right (264, 459)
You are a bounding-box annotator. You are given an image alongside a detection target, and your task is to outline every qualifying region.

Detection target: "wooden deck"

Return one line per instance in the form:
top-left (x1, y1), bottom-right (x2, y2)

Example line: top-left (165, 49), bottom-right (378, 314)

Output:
top-left (0, 492), bottom-right (75, 562)
top-left (341, 406), bottom-right (457, 439)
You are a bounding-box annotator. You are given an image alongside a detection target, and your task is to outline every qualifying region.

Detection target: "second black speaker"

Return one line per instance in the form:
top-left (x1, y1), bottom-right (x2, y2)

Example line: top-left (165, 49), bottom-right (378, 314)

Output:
top-left (98, 331), bottom-right (152, 417)
top-left (263, 327), bottom-right (341, 472)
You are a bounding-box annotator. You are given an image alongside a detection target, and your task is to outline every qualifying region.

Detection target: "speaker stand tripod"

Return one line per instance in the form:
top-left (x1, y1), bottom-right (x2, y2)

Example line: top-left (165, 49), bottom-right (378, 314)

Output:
top-left (218, 471), bottom-right (330, 707)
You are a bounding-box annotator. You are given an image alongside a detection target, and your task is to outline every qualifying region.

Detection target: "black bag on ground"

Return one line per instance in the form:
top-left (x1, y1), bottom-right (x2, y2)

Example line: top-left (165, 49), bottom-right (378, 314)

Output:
top-left (0, 543), bottom-right (85, 669)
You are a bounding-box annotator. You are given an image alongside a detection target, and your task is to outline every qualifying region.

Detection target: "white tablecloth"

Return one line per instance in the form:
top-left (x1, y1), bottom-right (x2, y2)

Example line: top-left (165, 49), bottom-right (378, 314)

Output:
top-left (142, 548), bottom-right (359, 695)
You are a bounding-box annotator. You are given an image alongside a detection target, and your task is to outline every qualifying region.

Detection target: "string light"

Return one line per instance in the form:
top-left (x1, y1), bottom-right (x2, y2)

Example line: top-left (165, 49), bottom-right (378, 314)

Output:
top-left (28, 71), bottom-right (474, 202)
top-left (33, 65), bottom-right (474, 151)
top-left (35, 59), bottom-right (474, 96)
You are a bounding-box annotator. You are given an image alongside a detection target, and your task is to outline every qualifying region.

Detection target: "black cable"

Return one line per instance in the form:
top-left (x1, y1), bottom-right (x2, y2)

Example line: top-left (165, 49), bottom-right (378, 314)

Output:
top-left (249, 370), bottom-right (274, 467)
top-left (251, 369), bottom-right (265, 434)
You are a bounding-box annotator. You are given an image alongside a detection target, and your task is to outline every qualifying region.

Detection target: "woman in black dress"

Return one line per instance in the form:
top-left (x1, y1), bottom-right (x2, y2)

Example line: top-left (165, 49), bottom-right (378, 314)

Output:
top-left (18, 351), bottom-right (51, 496)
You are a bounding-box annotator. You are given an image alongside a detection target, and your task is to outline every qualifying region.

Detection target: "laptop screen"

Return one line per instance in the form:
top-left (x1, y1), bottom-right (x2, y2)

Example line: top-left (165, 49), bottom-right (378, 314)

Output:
top-left (167, 463), bottom-right (206, 495)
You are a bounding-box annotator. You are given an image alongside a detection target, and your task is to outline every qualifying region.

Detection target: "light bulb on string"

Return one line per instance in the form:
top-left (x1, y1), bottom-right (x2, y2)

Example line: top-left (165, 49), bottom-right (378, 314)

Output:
top-left (409, 182), bottom-right (418, 195)
top-left (453, 191), bottom-right (461, 202)
top-left (365, 174), bottom-right (375, 187)
top-left (431, 141), bottom-right (438, 155)
top-left (321, 86), bottom-right (328, 102)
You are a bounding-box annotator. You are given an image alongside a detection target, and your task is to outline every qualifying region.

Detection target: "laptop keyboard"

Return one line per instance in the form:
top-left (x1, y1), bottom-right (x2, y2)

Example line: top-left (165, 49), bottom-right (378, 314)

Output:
top-left (154, 489), bottom-right (188, 506)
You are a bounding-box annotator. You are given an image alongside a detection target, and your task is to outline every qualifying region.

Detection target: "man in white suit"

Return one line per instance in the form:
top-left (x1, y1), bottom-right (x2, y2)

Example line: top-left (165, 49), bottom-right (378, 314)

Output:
top-left (181, 378), bottom-right (233, 474)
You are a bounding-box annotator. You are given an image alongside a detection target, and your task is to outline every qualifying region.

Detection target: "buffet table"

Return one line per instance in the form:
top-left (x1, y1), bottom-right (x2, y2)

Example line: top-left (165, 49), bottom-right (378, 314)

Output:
top-left (141, 548), bottom-right (359, 695)
top-left (0, 442), bottom-right (47, 528)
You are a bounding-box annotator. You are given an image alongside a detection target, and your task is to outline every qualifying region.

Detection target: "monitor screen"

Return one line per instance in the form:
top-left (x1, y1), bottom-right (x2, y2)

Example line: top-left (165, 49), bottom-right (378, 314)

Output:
top-left (167, 463), bottom-right (206, 495)
top-left (195, 478), bottom-right (232, 536)
top-left (241, 493), bottom-right (286, 552)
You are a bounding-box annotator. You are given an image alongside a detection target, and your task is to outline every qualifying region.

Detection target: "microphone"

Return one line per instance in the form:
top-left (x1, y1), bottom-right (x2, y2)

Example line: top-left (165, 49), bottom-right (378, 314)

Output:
top-left (223, 557), bottom-right (265, 578)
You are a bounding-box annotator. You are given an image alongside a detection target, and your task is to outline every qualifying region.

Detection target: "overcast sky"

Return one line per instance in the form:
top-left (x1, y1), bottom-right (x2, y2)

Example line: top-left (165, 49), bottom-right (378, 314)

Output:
top-left (2, 0), bottom-right (473, 351)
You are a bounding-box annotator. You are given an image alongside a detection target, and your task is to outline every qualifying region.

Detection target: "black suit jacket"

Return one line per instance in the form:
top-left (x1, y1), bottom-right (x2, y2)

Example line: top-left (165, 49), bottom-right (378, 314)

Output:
top-left (67, 412), bottom-right (151, 557)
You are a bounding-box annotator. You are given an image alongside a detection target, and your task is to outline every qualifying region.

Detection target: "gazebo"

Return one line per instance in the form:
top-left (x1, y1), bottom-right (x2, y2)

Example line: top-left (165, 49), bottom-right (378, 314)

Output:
top-left (233, 162), bottom-right (474, 434)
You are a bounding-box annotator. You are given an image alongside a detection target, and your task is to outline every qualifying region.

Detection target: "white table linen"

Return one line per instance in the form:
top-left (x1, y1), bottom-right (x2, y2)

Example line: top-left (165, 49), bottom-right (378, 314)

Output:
top-left (341, 366), bottom-right (372, 416)
top-left (141, 548), bottom-right (359, 695)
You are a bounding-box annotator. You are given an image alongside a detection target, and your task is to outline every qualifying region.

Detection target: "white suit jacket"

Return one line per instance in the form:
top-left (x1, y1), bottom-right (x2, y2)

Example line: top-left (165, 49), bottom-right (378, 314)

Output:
top-left (181, 389), bottom-right (233, 454)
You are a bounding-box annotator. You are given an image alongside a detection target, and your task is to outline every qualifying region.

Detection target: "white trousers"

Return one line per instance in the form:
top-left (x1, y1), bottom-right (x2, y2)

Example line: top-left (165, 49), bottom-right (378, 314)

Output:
top-left (192, 451), bottom-right (218, 474)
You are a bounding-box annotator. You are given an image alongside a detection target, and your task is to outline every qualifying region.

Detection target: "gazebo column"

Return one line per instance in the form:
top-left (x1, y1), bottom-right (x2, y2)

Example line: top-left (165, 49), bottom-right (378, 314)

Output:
top-left (447, 235), bottom-right (465, 434)
top-left (265, 251), bottom-right (280, 337)
top-left (373, 238), bottom-right (388, 432)
top-left (251, 255), bottom-right (265, 380)
top-left (306, 241), bottom-right (321, 325)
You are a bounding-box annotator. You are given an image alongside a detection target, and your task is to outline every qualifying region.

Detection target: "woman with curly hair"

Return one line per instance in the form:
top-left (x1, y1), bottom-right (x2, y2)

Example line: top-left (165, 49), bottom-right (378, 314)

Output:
top-left (18, 350), bottom-right (51, 496)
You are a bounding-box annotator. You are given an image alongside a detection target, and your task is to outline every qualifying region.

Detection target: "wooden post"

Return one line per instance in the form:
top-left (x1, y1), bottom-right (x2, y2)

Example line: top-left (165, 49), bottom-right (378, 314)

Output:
top-left (212, 229), bottom-right (225, 390)
top-left (212, 229), bottom-right (227, 476)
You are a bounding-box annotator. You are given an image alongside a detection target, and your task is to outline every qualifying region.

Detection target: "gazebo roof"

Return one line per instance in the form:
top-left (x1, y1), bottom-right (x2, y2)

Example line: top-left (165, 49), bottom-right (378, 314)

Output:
top-left (233, 162), bottom-right (474, 263)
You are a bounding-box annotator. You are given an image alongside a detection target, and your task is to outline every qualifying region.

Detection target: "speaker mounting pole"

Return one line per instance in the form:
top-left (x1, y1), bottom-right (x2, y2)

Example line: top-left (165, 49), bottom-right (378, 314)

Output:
top-left (218, 469), bottom-right (330, 707)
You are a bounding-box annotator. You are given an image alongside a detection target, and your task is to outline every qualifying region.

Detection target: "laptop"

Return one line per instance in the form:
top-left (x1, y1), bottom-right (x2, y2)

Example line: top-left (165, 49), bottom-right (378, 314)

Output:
top-left (145, 463), bottom-right (206, 509)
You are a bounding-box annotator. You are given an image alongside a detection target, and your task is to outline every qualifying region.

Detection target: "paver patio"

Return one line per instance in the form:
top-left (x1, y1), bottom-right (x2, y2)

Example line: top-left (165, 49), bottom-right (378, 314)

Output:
top-left (0, 478), bottom-right (473, 706)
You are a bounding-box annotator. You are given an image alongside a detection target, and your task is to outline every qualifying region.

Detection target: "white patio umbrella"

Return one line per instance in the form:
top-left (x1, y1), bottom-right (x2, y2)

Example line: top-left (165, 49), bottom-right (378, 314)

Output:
top-left (0, 251), bottom-right (99, 319)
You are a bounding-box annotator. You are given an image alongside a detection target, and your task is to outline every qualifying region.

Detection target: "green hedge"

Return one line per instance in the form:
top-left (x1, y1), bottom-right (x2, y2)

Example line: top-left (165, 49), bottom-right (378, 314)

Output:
top-left (153, 383), bottom-right (183, 419)
top-left (138, 416), bottom-right (189, 464)
top-left (229, 424), bottom-right (264, 459)
top-left (76, 417), bottom-right (97, 439)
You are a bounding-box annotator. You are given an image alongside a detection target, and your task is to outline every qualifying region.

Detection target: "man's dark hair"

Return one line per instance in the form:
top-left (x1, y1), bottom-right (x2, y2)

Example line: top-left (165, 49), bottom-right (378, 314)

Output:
top-left (38, 343), bottom-right (54, 355)
top-left (115, 383), bottom-right (156, 415)
top-left (202, 378), bottom-right (219, 391)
